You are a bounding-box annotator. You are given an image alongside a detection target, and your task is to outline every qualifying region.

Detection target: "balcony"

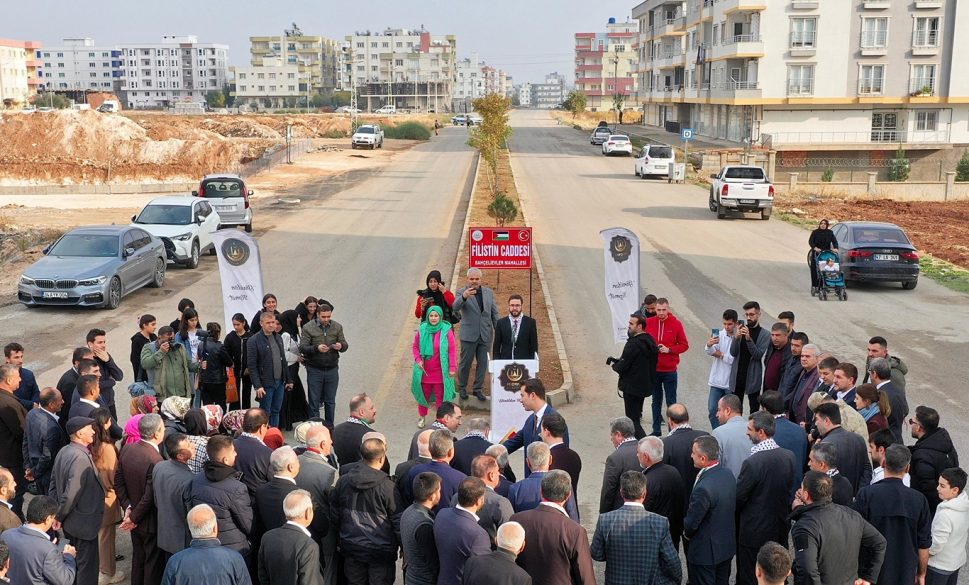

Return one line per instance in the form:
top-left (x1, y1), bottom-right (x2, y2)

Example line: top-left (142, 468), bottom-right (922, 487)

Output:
top-left (718, 0), bottom-right (767, 14)
top-left (791, 0), bottom-right (819, 8)
top-left (652, 18), bottom-right (687, 38)
top-left (914, 0), bottom-right (943, 7)
top-left (710, 80), bottom-right (761, 100)
top-left (654, 49), bottom-right (686, 70)
top-left (760, 130), bottom-right (950, 149)
top-left (710, 34), bottom-right (764, 60)
top-left (862, 0), bottom-right (890, 8)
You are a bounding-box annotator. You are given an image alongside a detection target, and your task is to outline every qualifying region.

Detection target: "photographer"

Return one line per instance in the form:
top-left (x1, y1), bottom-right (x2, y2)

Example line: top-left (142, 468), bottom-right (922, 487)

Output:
top-left (198, 322), bottom-right (232, 408)
top-left (140, 325), bottom-right (200, 401)
top-left (607, 312), bottom-right (659, 439)
top-left (414, 270), bottom-right (456, 323)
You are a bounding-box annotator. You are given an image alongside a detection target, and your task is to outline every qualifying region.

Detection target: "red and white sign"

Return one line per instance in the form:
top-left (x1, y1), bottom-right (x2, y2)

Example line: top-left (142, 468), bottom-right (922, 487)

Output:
top-left (469, 227), bottom-right (532, 269)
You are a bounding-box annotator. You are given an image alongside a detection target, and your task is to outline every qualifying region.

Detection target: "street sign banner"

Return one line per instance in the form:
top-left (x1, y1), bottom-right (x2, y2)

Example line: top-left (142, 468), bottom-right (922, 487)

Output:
top-left (469, 227), bottom-right (532, 269)
top-left (682, 128), bottom-right (694, 141)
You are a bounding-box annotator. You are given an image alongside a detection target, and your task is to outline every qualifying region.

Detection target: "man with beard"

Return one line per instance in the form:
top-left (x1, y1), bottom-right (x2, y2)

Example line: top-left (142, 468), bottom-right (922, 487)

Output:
top-left (492, 295), bottom-right (538, 361)
top-left (608, 312), bottom-right (658, 440)
top-left (787, 343), bottom-right (821, 425)
top-left (730, 301), bottom-right (770, 414)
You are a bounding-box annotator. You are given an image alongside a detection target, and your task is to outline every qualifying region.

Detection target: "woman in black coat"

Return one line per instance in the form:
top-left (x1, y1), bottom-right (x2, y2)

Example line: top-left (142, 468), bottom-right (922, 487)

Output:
top-left (278, 309), bottom-right (308, 431)
top-left (198, 322), bottom-right (233, 408)
top-left (224, 313), bottom-right (252, 410)
top-left (129, 314), bottom-right (157, 383)
top-left (808, 219), bottom-right (839, 294)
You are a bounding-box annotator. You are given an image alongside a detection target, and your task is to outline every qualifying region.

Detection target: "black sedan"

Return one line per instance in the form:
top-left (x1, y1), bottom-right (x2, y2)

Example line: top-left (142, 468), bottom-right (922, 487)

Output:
top-left (831, 221), bottom-right (920, 289)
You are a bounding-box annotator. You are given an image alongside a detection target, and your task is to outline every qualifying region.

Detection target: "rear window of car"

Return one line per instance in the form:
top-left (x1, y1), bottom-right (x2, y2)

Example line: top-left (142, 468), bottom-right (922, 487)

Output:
top-left (647, 146), bottom-right (673, 158)
top-left (201, 180), bottom-right (244, 198)
top-left (724, 167), bottom-right (766, 180)
top-left (595, 128), bottom-right (612, 134)
top-left (851, 227), bottom-right (910, 245)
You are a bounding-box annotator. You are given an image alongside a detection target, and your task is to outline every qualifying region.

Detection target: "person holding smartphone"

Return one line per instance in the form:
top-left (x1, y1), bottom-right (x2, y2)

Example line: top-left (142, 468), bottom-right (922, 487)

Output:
top-left (140, 326), bottom-right (199, 402)
top-left (705, 309), bottom-right (738, 429)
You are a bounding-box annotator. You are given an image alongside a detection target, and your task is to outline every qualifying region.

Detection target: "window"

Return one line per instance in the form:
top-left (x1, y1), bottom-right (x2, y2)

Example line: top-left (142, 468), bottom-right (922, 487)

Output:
top-left (713, 25), bottom-right (719, 45)
top-left (90, 72), bottom-right (97, 78)
top-left (395, 59), bottom-right (403, 66)
top-left (89, 62), bottom-right (96, 68)
top-left (240, 85), bottom-right (247, 91)
top-left (356, 42), bottom-right (364, 48)
top-left (913, 17), bottom-right (940, 47)
top-left (269, 72), bottom-right (276, 79)
top-left (613, 45), bottom-right (626, 52)
top-left (238, 72), bottom-right (246, 79)
top-left (915, 110), bottom-right (938, 131)
top-left (371, 42), bottom-right (377, 48)
top-left (791, 18), bottom-right (817, 48)
top-left (396, 42), bottom-right (403, 48)
top-left (910, 64), bottom-right (936, 93)
top-left (861, 18), bottom-right (889, 48)
top-left (787, 64), bottom-right (815, 95)
top-left (287, 72), bottom-right (295, 79)
top-left (288, 85), bottom-right (296, 91)
top-left (859, 65), bottom-right (885, 94)
top-left (258, 85), bottom-right (265, 91)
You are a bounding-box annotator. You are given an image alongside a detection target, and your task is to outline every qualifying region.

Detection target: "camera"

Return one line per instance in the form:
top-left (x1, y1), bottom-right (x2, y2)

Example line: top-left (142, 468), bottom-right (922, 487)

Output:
top-left (809, 427), bottom-right (820, 442)
top-left (606, 356), bottom-right (618, 366)
top-left (195, 330), bottom-right (210, 340)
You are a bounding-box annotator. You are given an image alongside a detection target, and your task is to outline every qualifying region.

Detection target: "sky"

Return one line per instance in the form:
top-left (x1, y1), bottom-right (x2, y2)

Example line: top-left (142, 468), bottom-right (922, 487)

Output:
top-left (5, 0), bottom-right (635, 84)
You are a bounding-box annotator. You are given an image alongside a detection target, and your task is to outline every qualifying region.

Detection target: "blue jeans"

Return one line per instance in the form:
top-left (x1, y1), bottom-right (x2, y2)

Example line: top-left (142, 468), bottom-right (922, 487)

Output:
top-left (651, 371), bottom-right (678, 434)
top-left (708, 386), bottom-right (731, 429)
top-left (259, 379), bottom-right (286, 428)
top-left (306, 366), bottom-right (340, 425)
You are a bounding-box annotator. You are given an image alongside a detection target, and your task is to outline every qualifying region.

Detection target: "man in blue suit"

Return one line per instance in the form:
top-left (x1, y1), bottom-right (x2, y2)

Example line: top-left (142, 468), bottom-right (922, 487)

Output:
top-left (508, 442), bottom-right (579, 521)
top-left (503, 379), bottom-right (569, 478)
top-left (433, 477), bottom-right (491, 585)
top-left (0, 495), bottom-right (76, 585)
top-left (591, 470), bottom-right (681, 585)
top-left (760, 390), bottom-right (807, 495)
top-left (406, 429), bottom-right (467, 513)
top-left (683, 435), bottom-right (736, 585)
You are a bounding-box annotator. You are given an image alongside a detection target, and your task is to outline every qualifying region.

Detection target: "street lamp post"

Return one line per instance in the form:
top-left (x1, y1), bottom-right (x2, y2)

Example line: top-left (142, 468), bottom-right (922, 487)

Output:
top-left (612, 44), bottom-right (621, 124)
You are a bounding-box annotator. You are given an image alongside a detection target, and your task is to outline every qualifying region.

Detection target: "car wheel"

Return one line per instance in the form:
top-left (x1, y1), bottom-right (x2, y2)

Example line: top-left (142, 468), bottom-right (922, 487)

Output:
top-left (902, 279), bottom-right (918, 290)
top-left (207, 245), bottom-right (217, 256)
top-left (149, 257), bottom-right (166, 288)
top-left (716, 203), bottom-right (726, 219)
top-left (105, 277), bottom-right (122, 310)
top-left (351, 143), bottom-right (356, 149)
top-left (760, 210), bottom-right (771, 220)
top-left (641, 172), bottom-right (648, 180)
top-left (244, 223), bottom-right (253, 233)
top-left (709, 194), bottom-right (717, 212)
top-left (185, 240), bottom-right (200, 269)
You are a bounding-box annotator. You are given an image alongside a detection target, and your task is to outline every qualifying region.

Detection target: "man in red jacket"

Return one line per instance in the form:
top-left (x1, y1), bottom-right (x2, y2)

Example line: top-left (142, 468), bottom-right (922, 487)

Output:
top-left (645, 299), bottom-right (690, 436)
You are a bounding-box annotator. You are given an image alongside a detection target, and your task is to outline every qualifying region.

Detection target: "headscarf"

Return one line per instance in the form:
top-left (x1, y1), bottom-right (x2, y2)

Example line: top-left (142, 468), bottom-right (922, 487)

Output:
top-left (201, 404), bottom-right (224, 436)
top-left (279, 309), bottom-right (301, 340)
top-left (264, 427), bottom-right (285, 450)
top-left (221, 409), bottom-right (247, 435)
top-left (294, 420), bottom-right (323, 446)
top-left (420, 270), bottom-right (449, 321)
top-left (161, 396), bottom-right (191, 421)
top-left (130, 395), bottom-right (158, 416)
top-left (411, 305), bottom-right (455, 406)
top-left (184, 409), bottom-right (208, 436)
top-left (125, 414), bottom-right (145, 445)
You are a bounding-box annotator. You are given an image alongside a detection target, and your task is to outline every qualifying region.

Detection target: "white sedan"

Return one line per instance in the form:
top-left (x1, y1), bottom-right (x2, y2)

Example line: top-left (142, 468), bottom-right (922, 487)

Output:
top-left (602, 135), bottom-right (633, 156)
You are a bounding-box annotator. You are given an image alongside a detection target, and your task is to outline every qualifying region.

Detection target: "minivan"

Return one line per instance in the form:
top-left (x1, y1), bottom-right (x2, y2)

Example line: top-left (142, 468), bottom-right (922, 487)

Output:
top-left (634, 144), bottom-right (676, 179)
top-left (375, 105), bottom-right (397, 114)
top-left (193, 174), bottom-right (253, 232)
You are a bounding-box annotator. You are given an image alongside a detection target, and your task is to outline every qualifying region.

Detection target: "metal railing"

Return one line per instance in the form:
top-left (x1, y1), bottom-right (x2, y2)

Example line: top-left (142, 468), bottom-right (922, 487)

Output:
top-left (909, 77), bottom-right (936, 94)
top-left (787, 78), bottom-right (815, 95)
top-left (762, 130), bottom-right (949, 146)
top-left (237, 139), bottom-right (315, 178)
top-left (720, 80), bottom-right (760, 90)
top-left (861, 30), bottom-right (888, 49)
top-left (912, 29), bottom-right (939, 47)
top-left (728, 34), bottom-right (762, 44)
top-left (790, 31), bottom-right (817, 48)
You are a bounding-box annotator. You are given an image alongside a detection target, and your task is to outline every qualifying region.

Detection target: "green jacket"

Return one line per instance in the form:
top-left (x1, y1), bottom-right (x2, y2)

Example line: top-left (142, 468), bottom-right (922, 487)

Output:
top-left (141, 340), bottom-right (200, 400)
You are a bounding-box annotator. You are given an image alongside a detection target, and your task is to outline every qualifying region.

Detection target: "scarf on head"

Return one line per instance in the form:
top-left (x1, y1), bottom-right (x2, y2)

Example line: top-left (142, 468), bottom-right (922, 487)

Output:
top-left (294, 421), bottom-right (323, 446)
top-left (221, 409), bottom-right (246, 435)
top-left (860, 402), bottom-right (880, 422)
top-left (161, 396), bottom-right (191, 421)
top-left (125, 414), bottom-right (145, 445)
top-left (411, 306), bottom-right (455, 406)
top-left (184, 409), bottom-right (208, 436)
top-left (201, 404), bottom-right (224, 435)
top-left (131, 395), bottom-right (157, 416)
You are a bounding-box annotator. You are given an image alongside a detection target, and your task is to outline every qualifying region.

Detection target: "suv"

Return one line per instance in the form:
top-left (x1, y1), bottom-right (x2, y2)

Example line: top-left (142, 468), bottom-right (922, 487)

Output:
top-left (131, 196), bottom-right (220, 269)
top-left (634, 144), bottom-right (676, 179)
top-left (590, 126), bottom-right (613, 145)
top-left (375, 105), bottom-right (397, 114)
top-left (351, 124), bottom-right (384, 149)
top-left (193, 174), bottom-right (253, 232)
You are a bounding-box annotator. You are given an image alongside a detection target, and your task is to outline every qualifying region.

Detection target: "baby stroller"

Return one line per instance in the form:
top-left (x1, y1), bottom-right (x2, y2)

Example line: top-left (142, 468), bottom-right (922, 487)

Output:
top-left (815, 250), bottom-right (847, 301)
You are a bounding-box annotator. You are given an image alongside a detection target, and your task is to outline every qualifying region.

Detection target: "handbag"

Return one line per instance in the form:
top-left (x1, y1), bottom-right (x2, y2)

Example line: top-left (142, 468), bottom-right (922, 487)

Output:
top-left (226, 368), bottom-right (239, 404)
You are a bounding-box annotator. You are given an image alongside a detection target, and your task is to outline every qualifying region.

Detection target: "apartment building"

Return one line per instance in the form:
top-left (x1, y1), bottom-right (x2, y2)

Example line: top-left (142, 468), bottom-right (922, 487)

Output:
top-left (532, 72), bottom-right (568, 109)
top-left (117, 36), bottom-right (228, 108)
top-left (519, 82), bottom-right (533, 106)
top-left (250, 25), bottom-right (341, 94)
top-left (343, 28), bottom-right (456, 112)
top-left (632, 0), bottom-right (968, 152)
top-left (37, 38), bottom-right (121, 93)
top-left (455, 54), bottom-right (485, 110)
top-left (0, 38), bottom-right (42, 106)
top-left (574, 18), bottom-right (639, 111)
top-left (232, 58), bottom-right (304, 109)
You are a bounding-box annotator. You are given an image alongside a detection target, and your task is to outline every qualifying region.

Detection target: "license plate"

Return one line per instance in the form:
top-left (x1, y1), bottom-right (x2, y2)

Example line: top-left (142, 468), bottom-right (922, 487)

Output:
top-left (655, 165), bottom-right (667, 170)
top-left (874, 254), bottom-right (898, 261)
top-left (215, 205), bottom-right (233, 211)
top-left (42, 291), bottom-right (69, 299)
top-left (739, 199), bottom-right (756, 204)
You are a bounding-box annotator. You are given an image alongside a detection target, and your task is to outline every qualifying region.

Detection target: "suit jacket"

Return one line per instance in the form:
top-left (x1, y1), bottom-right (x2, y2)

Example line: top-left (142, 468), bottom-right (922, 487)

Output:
top-left (492, 315), bottom-right (538, 360)
top-left (683, 464), bottom-right (736, 566)
top-left (642, 462), bottom-right (686, 547)
top-left (773, 417), bottom-right (808, 496)
top-left (234, 435), bottom-right (273, 502)
top-left (152, 459), bottom-right (195, 554)
top-left (396, 456), bottom-right (432, 506)
top-left (333, 421), bottom-right (391, 475)
top-left (0, 390), bottom-right (26, 469)
top-left (246, 329), bottom-right (292, 390)
top-left (50, 442), bottom-right (106, 540)
top-left (503, 405), bottom-right (570, 478)
top-left (452, 434), bottom-right (493, 476)
top-left (662, 427), bottom-right (709, 504)
top-left (712, 415), bottom-right (750, 479)
top-left (787, 368), bottom-right (821, 424)
top-left (820, 426), bottom-right (873, 495)
top-left (548, 443), bottom-right (582, 501)
top-left (55, 368), bottom-right (79, 430)
top-left (591, 505), bottom-right (681, 585)
top-left (23, 408), bottom-right (68, 487)
top-left (508, 471), bottom-right (579, 521)
top-left (0, 503), bottom-right (19, 534)
top-left (256, 476), bottom-right (300, 534)
top-left (463, 549), bottom-right (532, 585)
top-left (0, 525), bottom-right (76, 585)
top-left (258, 522), bottom-right (324, 585)
top-left (736, 447), bottom-right (797, 548)
top-left (67, 399), bottom-right (97, 420)
top-left (449, 487), bottom-right (514, 544)
top-left (599, 440), bottom-right (640, 513)
top-left (296, 450), bottom-right (337, 540)
top-left (433, 507), bottom-right (491, 585)
top-left (407, 460), bottom-right (466, 513)
top-left (408, 423), bottom-right (456, 462)
top-left (878, 381), bottom-right (908, 444)
top-left (511, 505), bottom-right (596, 585)
top-left (453, 285), bottom-right (499, 343)
top-left (116, 440), bottom-right (163, 535)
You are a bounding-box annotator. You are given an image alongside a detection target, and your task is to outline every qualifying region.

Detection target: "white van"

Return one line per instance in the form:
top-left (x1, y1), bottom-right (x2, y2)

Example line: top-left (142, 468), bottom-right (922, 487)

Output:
top-left (634, 144), bottom-right (676, 179)
top-left (375, 105), bottom-right (397, 114)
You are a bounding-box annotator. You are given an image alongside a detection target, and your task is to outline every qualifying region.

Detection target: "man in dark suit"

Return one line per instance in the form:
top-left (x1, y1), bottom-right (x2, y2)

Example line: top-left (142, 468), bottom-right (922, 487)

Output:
top-left (67, 374), bottom-right (101, 420)
top-left (50, 416), bottom-right (105, 585)
top-left (759, 391), bottom-right (807, 495)
top-left (115, 413), bottom-right (165, 585)
top-left (492, 295), bottom-right (538, 360)
top-left (258, 489), bottom-right (324, 585)
top-left (332, 393), bottom-right (390, 474)
top-left (508, 443), bottom-right (579, 521)
top-left (486, 445), bottom-right (516, 497)
top-left (662, 404), bottom-right (709, 510)
top-left (683, 435), bottom-right (736, 585)
top-left (451, 418), bottom-right (492, 475)
top-left (599, 416), bottom-right (640, 513)
top-left (234, 408), bottom-right (273, 502)
top-left (397, 429), bottom-right (433, 505)
top-left (255, 446), bottom-right (301, 534)
top-left (868, 358), bottom-right (907, 444)
top-left (453, 268), bottom-right (500, 401)
top-left (826, 363), bottom-right (859, 408)
top-left (246, 313), bottom-right (293, 428)
top-left (807, 442), bottom-right (854, 505)
top-left (816, 402), bottom-right (872, 494)
top-left (511, 470), bottom-right (596, 585)
top-left (542, 414), bottom-right (581, 501)
top-left (295, 425), bottom-right (337, 585)
top-left (23, 387), bottom-right (68, 497)
top-left (0, 365), bottom-right (27, 520)
top-left (152, 433), bottom-right (195, 558)
top-left (463, 521), bottom-right (532, 585)
top-left (503, 379), bottom-right (569, 478)
top-left (637, 436), bottom-right (686, 550)
top-left (785, 344), bottom-right (821, 425)
top-left (406, 429), bottom-right (467, 512)
top-left (591, 471), bottom-right (682, 585)
top-left (434, 477), bottom-right (491, 585)
top-left (451, 455), bottom-right (514, 544)
top-left (55, 347), bottom-right (93, 430)
top-left (735, 412), bottom-right (797, 585)
top-left (407, 402), bottom-right (461, 461)
top-left (0, 495), bottom-right (76, 585)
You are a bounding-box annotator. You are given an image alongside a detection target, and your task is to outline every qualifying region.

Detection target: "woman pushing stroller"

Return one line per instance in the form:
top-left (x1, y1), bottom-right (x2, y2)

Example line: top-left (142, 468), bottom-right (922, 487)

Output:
top-left (808, 219), bottom-right (839, 296)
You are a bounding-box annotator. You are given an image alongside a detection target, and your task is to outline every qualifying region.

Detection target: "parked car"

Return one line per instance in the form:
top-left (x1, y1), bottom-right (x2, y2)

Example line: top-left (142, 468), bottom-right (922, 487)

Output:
top-left (708, 165), bottom-right (775, 220)
top-left (468, 114), bottom-right (483, 125)
top-left (451, 114), bottom-right (468, 125)
top-left (590, 126), bottom-right (613, 145)
top-left (375, 105), bottom-right (397, 114)
top-left (351, 124), bottom-right (384, 149)
top-left (831, 221), bottom-right (920, 289)
top-left (336, 106), bottom-right (361, 114)
top-left (602, 135), bottom-right (633, 156)
top-left (18, 226), bottom-right (166, 310)
top-left (634, 144), bottom-right (676, 179)
top-left (97, 100), bottom-right (120, 113)
top-left (131, 196), bottom-right (220, 269)
top-left (192, 174), bottom-right (253, 233)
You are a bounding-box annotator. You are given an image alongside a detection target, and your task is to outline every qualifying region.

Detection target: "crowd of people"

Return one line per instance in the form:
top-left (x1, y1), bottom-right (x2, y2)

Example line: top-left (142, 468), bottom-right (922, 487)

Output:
top-left (0, 263), bottom-right (964, 585)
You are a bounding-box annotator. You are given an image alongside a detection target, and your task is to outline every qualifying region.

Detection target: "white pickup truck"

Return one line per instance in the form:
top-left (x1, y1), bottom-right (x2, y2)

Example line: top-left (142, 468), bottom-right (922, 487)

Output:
top-left (708, 165), bottom-right (775, 220)
top-left (351, 124), bottom-right (384, 149)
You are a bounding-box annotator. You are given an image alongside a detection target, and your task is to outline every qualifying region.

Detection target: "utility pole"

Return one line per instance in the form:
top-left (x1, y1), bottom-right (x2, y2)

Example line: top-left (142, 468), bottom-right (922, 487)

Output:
top-left (612, 44), bottom-right (621, 124)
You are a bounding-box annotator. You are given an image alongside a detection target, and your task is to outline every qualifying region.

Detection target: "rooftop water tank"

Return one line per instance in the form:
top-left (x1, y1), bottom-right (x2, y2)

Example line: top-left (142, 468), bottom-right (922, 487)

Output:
top-left (608, 17), bottom-right (617, 24)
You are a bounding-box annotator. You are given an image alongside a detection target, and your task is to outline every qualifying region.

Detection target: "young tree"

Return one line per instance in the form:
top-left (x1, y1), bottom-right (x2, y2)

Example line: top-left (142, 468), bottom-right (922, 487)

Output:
top-left (888, 145), bottom-right (910, 182)
top-left (956, 150), bottom-right (969, 182)
top-left (205, 90), bottom-right (226, 108)
top-left (467, 93), bottom-right (513, 198)
top-left (487, 193), bottom-right (518, 226)
top-left (563, 90), bottom-right (587, 120)
top-left (612, 93), bottom-right (626, 124)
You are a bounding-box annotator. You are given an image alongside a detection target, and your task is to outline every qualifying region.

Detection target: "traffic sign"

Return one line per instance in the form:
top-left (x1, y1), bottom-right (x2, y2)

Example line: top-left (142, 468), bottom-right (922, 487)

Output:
top-left (681, 128), bottom-right (694, 141)
top-left (469, 227), bottom-right (532, 269)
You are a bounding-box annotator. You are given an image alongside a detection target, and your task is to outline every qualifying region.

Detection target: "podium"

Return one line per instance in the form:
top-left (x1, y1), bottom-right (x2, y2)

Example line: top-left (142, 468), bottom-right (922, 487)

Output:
top-left (489, 359), bottom-right (539, 443)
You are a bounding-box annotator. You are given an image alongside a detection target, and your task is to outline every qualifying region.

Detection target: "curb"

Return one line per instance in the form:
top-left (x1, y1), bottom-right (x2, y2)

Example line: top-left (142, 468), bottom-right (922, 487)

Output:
top-left (450, 152), bottom-right (481, 291)
top-left (507, 146), bottom-right (574, 407)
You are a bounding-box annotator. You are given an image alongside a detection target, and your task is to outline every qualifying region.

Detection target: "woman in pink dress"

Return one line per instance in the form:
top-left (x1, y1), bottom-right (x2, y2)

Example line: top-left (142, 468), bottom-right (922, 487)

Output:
top-left (411, 305), bottom-right (457, 428)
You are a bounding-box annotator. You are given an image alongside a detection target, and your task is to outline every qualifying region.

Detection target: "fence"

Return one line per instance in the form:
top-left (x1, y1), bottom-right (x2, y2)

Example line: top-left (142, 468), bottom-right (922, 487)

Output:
top-left (237, 139), bottom-right (315, 178)
top-left (776, 157), bottom-right (948, 182)
top-left (778, 171), bottom-right (969, 201)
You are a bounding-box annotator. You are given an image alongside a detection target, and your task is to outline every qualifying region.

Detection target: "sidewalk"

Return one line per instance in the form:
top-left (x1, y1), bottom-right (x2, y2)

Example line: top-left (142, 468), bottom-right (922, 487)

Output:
top-left (614, 123), bottom-right (739, 151)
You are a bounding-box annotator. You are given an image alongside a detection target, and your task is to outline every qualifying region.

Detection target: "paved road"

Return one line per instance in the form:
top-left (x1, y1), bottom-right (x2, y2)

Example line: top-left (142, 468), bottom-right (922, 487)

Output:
top-left (509, 109), bottom-right (969, 522)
